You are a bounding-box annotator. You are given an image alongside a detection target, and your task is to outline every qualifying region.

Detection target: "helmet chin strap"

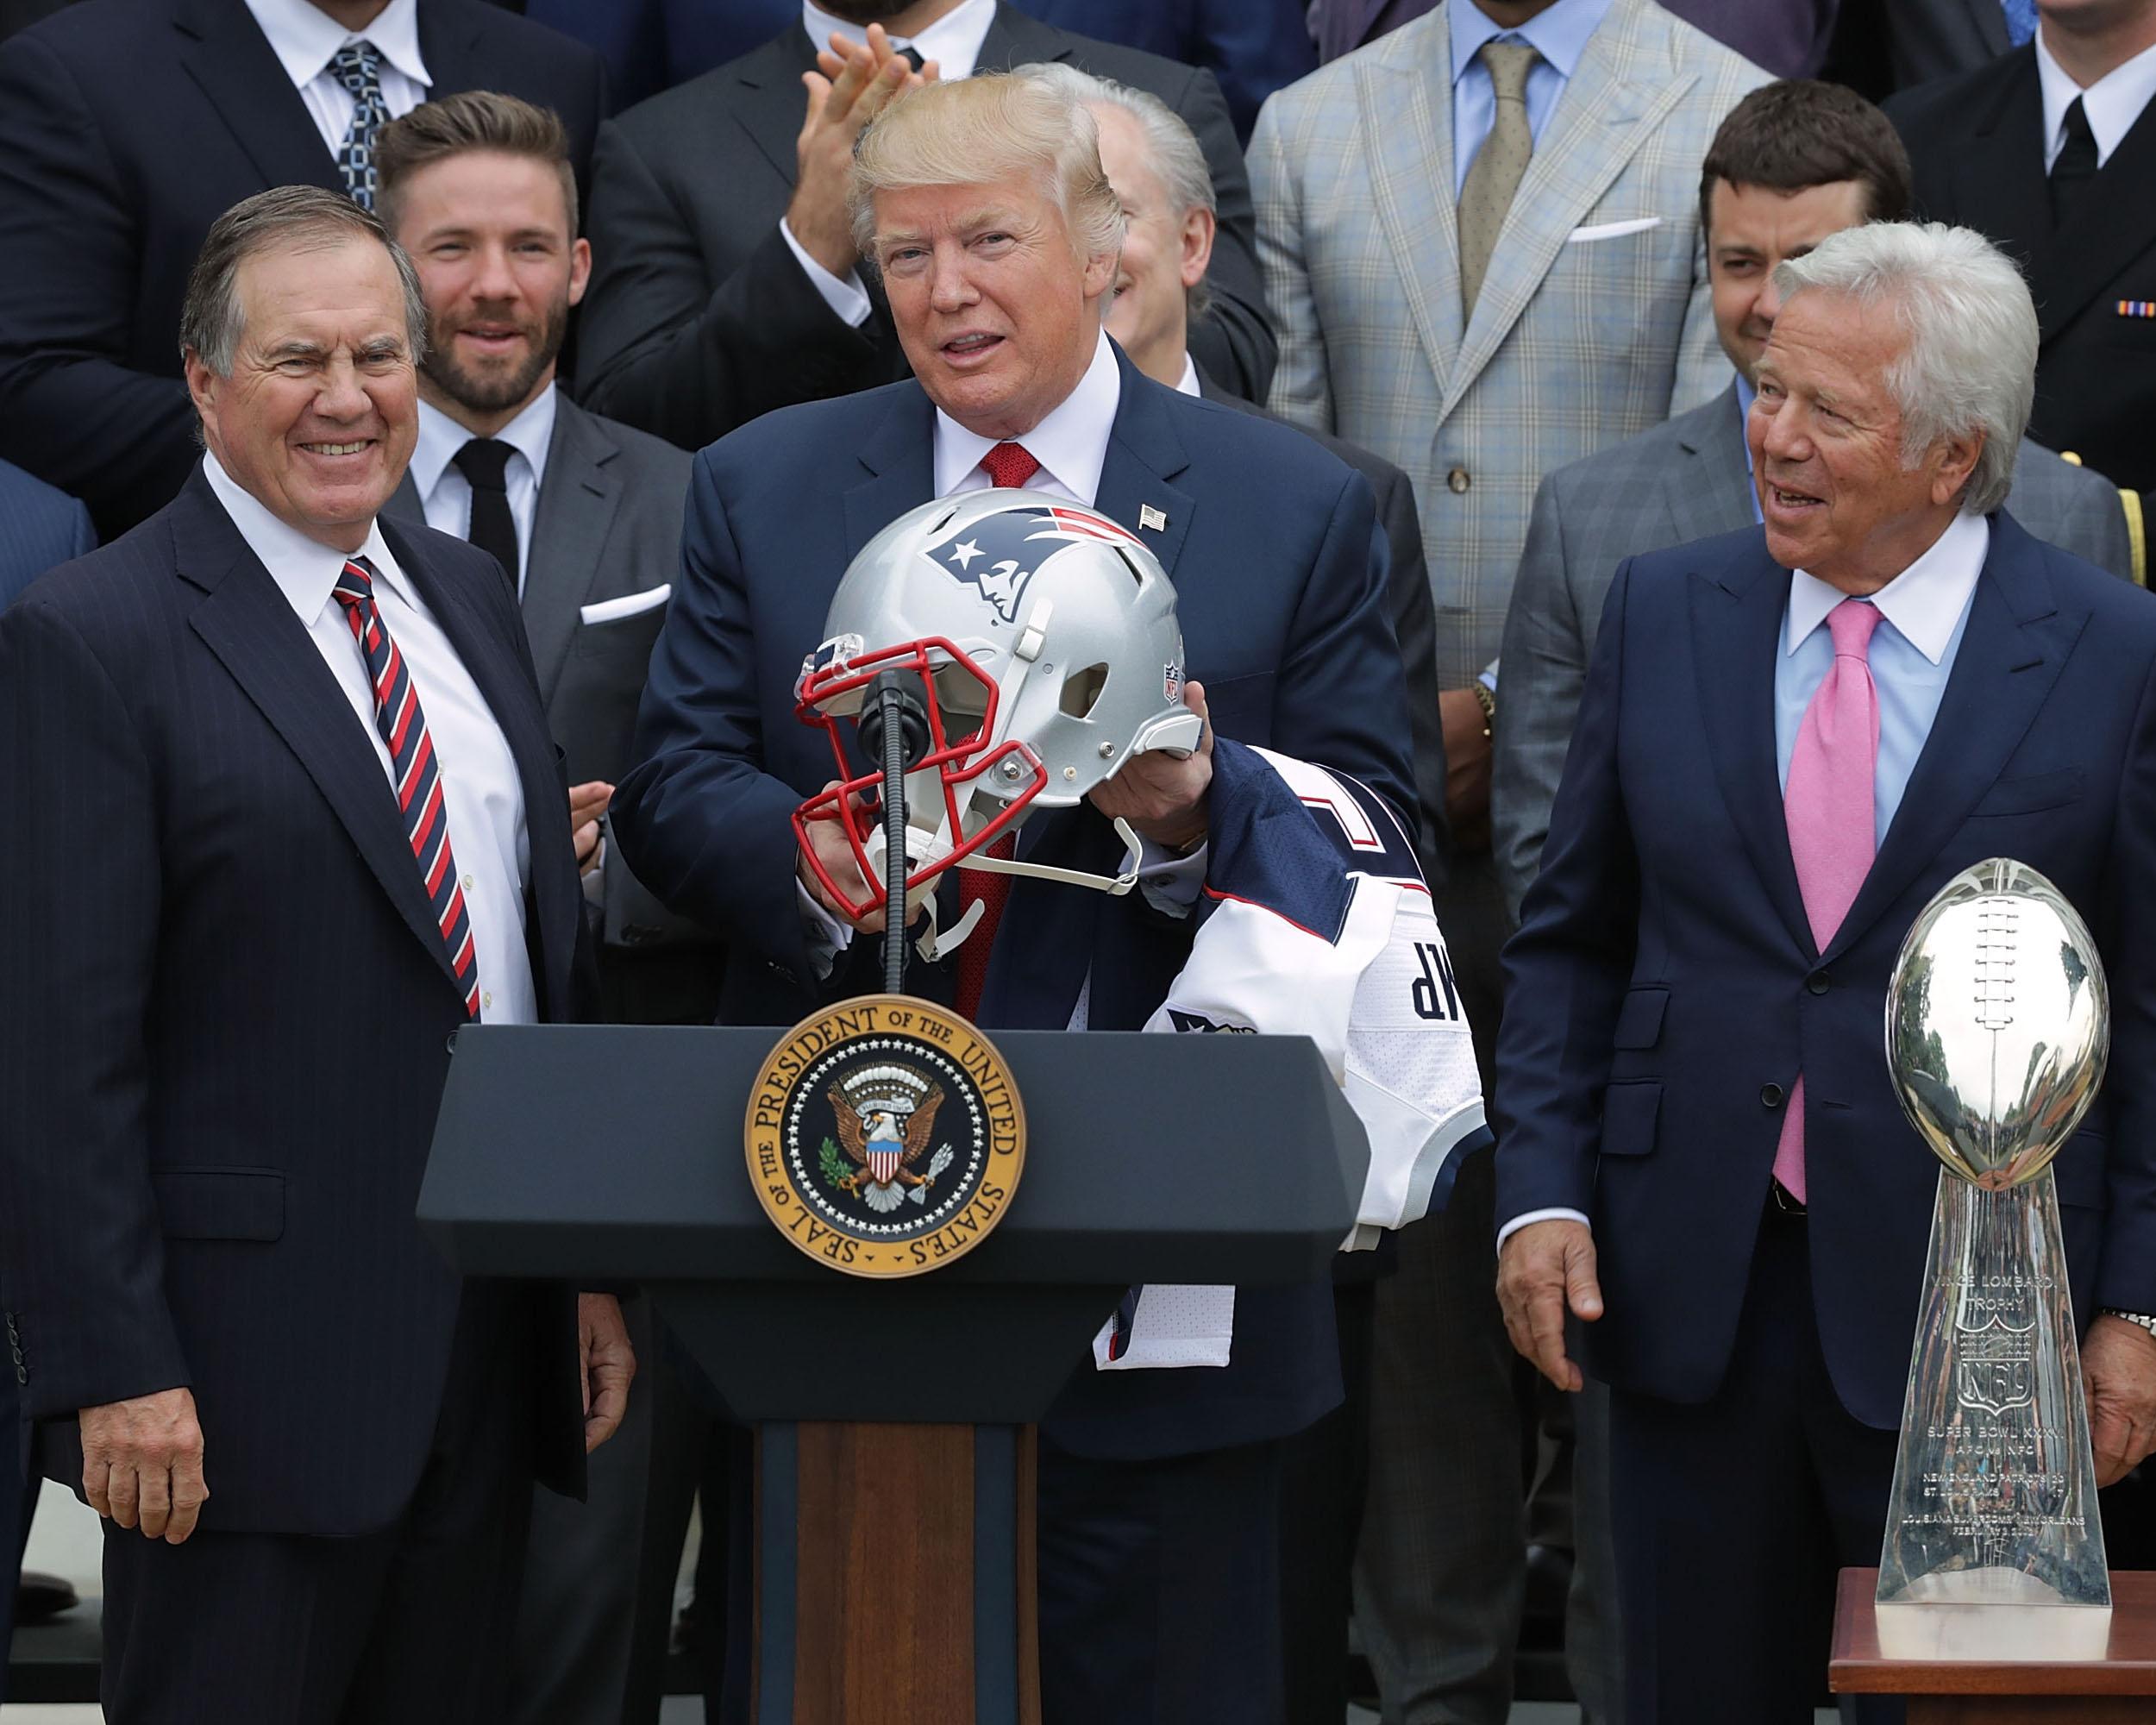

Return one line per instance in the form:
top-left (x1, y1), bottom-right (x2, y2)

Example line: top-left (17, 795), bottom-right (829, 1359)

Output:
top-left (913, 817), bottom-right (1146, 963)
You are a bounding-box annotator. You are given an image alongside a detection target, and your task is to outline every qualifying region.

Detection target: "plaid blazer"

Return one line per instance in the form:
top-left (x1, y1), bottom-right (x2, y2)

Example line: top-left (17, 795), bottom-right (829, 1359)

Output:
top-left (1250, 0), bottom-right (1768, 686)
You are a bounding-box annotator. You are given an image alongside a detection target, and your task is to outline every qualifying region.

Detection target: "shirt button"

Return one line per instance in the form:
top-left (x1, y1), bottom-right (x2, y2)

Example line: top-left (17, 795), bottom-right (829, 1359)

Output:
top-left (1760, 1082), bottom-right (1786, 1108)
top-left (1447, 467), bottom-right (1470, 494)
top-left (462, 874), bottom-right (475, 892)
top-left (482, 991), bottom-right (493, 1010)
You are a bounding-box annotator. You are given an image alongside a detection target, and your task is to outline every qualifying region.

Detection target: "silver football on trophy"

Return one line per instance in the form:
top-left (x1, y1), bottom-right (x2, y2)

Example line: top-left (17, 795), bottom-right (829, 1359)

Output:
top-left (1884, 858), bottom-right (2108, 1189)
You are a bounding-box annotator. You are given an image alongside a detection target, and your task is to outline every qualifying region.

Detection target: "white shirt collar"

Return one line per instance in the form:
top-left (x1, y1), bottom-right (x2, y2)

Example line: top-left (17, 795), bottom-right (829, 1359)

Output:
top-left (202, 448), bottom-right (411, 625)
top-left (244, 0), bottom-right (430, 92)
top-left (801, 0), bottom-right (997, 80)
top-left (933, 329), bottom-right (1123, 503)
top-left (1784, 510), bottom-right (1990, 666)
top-left (2034, 27), bottom-right (2156, 168)
top-left (1173, 353), bottom-right (1201, 398)
top-left (411, 386), bottom-right (557, 502)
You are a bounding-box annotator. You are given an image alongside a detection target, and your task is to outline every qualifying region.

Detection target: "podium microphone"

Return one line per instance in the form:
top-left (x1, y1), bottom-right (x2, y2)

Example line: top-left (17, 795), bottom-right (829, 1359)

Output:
top-left (857, 670), bottom-right (931, 994)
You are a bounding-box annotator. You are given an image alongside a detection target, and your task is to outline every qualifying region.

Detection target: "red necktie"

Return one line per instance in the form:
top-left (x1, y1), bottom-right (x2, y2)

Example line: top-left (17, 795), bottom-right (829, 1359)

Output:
top-left (978, 441), bottom-right (1040, 490)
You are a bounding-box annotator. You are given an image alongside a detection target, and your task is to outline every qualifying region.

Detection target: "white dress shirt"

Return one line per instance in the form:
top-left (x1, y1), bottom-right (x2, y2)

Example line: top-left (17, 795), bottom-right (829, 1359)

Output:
top-left (244, 0), bottom-right (432, 156)
top-left (1496, 510), bottom-right (1991, 1253)
top-left (2036, 28), bottom-right (2156, 169)
top-left (1174, 353), bottom-right (1202, 398)
top-left (203, 453), bottom-right (536, 1026)
top-left (410, 388), bottom-right (557, 597)
top-left (782, 0), bottom-right (1000, 327)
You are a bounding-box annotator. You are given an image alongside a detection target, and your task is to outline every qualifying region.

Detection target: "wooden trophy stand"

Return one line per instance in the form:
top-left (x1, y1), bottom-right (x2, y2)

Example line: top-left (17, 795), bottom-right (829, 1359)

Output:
top-left (418, 1023), bottom-right (1369, 1725)
top-left (1833, 1567), bottom-right (2156, 1722)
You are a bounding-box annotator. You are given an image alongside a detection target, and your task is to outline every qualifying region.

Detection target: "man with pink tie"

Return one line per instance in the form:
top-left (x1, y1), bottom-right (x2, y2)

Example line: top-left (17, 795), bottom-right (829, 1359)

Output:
top-left (1492, 220), bottom-right (2156, 1724)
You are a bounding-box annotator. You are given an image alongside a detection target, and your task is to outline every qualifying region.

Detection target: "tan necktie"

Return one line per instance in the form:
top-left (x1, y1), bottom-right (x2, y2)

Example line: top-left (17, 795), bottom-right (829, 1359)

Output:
top-left (1457, 40), bottom-right (1538, 316)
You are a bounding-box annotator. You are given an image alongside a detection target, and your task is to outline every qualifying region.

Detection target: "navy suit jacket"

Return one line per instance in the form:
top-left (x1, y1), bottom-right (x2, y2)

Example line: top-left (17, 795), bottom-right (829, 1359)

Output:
top-left (0, 0), bottom-right (608, 542)
top-left (1495, 514), bottom-right (2156, 1429)
top-left (0, 471), bottom-right (596, 1534)
top-left (613, 341), bottom-right (1415, 1457)
top-left (0, 456), bottom-right (93, 610)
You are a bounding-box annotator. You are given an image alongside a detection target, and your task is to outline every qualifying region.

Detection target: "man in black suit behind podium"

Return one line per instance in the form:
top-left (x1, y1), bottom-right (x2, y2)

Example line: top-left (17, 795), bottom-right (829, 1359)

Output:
top-left (0, 186), bottom-right (631, 1725)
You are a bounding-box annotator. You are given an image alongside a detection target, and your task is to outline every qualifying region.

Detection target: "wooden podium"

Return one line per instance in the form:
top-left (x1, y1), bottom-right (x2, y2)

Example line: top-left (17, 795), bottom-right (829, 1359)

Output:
top-left (417, 1024), bottom-right (1369, 1725)
top-left (1832, 1568), bottom-right (2156, 1722)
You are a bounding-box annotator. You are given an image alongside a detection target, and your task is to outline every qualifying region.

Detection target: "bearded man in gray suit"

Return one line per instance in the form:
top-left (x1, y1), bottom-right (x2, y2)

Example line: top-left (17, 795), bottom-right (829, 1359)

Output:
top-left (374, 91), bottom-right (720, 1725)
top-left (1494, 78), bottom-right (2134, 924)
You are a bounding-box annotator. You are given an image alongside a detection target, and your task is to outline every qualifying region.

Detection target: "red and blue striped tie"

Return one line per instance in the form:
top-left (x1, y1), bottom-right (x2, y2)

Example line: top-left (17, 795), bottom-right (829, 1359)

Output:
top-left (331, 557), bottom-right (482, 1018)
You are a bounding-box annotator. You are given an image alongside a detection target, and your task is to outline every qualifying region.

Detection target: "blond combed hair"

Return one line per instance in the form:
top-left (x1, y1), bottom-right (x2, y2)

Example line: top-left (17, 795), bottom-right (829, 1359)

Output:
top-left (848, 72), bottom-right (1125, 267)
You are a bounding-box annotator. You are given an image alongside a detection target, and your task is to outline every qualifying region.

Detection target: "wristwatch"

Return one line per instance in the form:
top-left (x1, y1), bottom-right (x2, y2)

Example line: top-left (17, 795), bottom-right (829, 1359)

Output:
top-left (1471, 681), bottom-right (1496, 737)
top-left (2099, 1308), bottom-right (2156, 1338)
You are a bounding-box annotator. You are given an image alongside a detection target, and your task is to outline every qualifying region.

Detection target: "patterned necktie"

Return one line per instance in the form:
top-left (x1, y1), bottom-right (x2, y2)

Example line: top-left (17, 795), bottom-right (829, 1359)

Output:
top-left (1773, 599), bottom-right (1883, 1203)
top-left (2050, 97), bottom-right (2099, 230)
top-left (2001, 0), bottom-right (2039, 47)
top-left (452, 437), bottom-right (520, 594)
top-left (330, 557), bottom-right (483, 1018)
top-left (1458, 40), bottom-right (1539, 317)
top-left (330, 41), bottom-right (390, 210)
top-left (950, 442), bottom-right (1041, 1019)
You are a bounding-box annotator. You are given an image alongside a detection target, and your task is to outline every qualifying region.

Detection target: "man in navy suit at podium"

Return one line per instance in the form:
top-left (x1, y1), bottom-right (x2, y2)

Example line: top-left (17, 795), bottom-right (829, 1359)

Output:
top-left (612, 68), bottom-right (1415, 1725)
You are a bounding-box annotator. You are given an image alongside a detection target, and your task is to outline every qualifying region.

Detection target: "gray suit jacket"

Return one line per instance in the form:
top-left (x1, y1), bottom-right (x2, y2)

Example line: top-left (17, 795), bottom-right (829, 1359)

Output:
top-left (388, 393), bottom-right (719, 1019)
top-left (1490, 382), bottom-right (2137, 917)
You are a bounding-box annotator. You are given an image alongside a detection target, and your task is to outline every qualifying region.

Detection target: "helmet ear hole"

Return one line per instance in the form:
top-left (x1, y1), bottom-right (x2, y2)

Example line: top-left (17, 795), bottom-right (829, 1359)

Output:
top-left (1060, 662), bottom-right (1110, 719)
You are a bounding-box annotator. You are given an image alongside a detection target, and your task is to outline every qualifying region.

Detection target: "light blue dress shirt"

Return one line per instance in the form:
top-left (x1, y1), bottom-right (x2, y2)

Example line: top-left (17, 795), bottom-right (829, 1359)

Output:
top-left (1449, 0), bottom-right (1614, 195)
top-left (1773, 512), bottom-right (1990, 848)
top-left (1734, 373), bottom-right (1764, 525)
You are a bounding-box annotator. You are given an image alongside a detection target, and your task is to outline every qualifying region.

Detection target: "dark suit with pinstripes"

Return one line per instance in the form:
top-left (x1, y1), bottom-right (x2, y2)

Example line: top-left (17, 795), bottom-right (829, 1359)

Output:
top-left (0, 469), bottom-right (595, 1721)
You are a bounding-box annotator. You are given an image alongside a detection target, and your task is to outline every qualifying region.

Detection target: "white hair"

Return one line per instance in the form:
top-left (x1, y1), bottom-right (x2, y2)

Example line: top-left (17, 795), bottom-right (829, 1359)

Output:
top-left (1771, 222), bottom-right (2035, 516)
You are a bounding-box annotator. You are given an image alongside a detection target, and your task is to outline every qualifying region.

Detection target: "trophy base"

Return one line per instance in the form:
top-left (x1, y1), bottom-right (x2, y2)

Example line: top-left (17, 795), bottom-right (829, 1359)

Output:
top-left (1877, 1569), bottom-right (2112, 1662)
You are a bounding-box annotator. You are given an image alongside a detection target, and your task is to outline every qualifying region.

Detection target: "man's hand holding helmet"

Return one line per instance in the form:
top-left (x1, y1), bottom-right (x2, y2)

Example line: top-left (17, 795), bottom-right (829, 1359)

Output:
top-left (1087, 680), bottom-right (1211, 851)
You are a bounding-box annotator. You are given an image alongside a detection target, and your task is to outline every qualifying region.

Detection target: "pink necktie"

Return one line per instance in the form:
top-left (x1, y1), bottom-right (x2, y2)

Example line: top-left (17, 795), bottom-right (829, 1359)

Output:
top-left (1772, 599), bottom-right (1883, 1203)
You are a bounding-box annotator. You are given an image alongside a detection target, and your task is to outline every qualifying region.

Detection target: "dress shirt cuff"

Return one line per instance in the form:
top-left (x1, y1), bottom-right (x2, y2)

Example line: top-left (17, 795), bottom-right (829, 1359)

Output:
top-left (779, 218), bottom-right (872, 329)
top-left (582, 835), bottom-right (608, 908)
top-left (798, 877), bottom-right (856, 981)
top-left (1495, 1207), bottom-right (1591, 1257)
top-left (1137, 838), bottom-right (1207, 919)
top-left (1480, 660), bottom-right (1501, 694)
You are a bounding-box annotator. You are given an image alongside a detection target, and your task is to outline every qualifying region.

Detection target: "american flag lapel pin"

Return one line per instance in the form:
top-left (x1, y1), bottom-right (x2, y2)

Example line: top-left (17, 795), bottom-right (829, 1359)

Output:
top-left (1139, 504), bottom-right (1168, 532)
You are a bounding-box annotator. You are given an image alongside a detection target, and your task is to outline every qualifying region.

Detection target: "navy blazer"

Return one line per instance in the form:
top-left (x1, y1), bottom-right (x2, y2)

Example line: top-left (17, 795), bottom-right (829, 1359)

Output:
top-left (0, 471), bottom-right (597, 1534)
top-left (0, 456), bottom-right (93, 609)
top-left (1495, 514), bottom-right (2156, 1429)
top-left (0, 0), bottom-right (608, 541)
top-left (613, 342), bottom-right (1415, 1457)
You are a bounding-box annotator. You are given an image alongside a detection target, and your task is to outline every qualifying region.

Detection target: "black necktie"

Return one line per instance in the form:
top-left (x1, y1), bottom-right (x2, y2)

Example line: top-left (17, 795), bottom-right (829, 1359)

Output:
top-left (452, 438), bottom-right (519, 594)
top-left (2050, 97), bottom-right (2098, 230)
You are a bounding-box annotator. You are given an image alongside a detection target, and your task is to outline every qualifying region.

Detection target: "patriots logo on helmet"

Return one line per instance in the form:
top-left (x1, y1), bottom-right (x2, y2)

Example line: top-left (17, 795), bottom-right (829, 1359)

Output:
top-left (924, 506), bottom-right (1144, 624)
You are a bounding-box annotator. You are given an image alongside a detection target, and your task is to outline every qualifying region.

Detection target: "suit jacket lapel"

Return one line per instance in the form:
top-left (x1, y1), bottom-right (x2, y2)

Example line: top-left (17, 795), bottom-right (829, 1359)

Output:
top-left (843, 386), bottom-right (937, 560)
top-left (729, 30), bottom-right (818, 185)
top-left (1952, 53), bottom-right (2053, 285)
top-left (1357, 40), bottom-right (1462, 405)
top-left (175, 477), bottom-right (467, 997)
top-left (1824, 518), bottom-right (2082, 962)
top-left (1445, 0), bottom-right (1695, 417)
top-left (172, 0), bottom-right (343, 194)
top-left (1094, 347), bottom-right (1194, 583)
top-left (523, 402), bottom-right (624, 708)
top-left (1666, 386), bottom-right (1759, 541)
top-left (1690, 541), bottom-right (1812, 955)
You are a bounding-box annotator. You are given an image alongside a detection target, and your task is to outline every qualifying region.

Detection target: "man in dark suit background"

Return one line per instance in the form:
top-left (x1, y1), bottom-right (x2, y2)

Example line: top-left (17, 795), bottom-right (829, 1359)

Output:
top-left (0, 185), bottom-right (632, 1723)
top-left (0, 0), bottom-right (608, 541)
top-left (370, 92), bottom-right (716, 1725)
top-left (1494, 220), bottom-right (2156, 1724)
top-left (611, 70), bottom-right (1412, 1725)
top-left (0, 455), bottom-right (96, 1706)
top-left (1886, 0), bottom-right (2156, 492)
top-left (573, 0), bottom-right (1278, 453)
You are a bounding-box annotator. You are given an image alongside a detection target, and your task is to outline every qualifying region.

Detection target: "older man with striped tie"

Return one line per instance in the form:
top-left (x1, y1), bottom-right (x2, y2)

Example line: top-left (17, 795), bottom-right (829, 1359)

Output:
top-left (0, 185), bottom-right (630, 1725)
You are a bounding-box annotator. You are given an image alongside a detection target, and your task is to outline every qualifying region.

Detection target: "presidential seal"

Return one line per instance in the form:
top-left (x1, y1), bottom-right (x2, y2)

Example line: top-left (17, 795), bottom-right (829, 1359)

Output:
top-left (744, 995), bottom-right (1026, 1277)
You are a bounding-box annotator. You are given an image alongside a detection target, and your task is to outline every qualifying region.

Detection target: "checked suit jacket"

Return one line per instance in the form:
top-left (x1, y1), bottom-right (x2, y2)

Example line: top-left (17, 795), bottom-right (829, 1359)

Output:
top-left (1250, 0), bottom-right (1768, 687)
top-left (1491, 383), bottom-right (2140, 919)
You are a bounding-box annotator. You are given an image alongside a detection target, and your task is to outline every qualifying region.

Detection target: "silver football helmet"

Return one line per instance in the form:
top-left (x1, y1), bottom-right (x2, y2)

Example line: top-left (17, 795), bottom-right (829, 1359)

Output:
top-left (793, 489), bottom-right (1200, 926)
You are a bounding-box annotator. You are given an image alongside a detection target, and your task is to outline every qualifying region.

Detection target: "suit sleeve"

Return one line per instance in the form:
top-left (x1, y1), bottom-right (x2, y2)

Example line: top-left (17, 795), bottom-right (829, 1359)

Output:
top-left (1490, 473), bottom-right (1588, 922)
top-left (0, 597), bottom-right (189, 1417)
top-left (1377, 463), bottom-right (1451, 871)
top-left (1191, 0), bottom-right (1318, 144)
top-left (2095, 644), bottom-right (2156, 1314)
top-left (573, 118), bottom-right (886, 449)
top-left (1491, 559), bottom-right (1643, 1226)
top-left (1248, 98), bottom-right (1332, 434)
top-left (1667, 224), bottom-right (1734, 417)
top-left (0, 34), bottom-right (197, 536)
top-left (1170, 64), bottom-right (1279, 403)
top-left (608, 448), bottom-right (818, 982)
top-left (1273, 465), bottom-right (1417, 834)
